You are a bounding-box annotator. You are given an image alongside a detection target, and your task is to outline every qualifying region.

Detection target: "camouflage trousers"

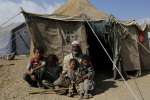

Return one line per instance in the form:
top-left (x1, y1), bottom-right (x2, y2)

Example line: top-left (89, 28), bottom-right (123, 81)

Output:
top-left (68, 82), bottom-right (79, 95)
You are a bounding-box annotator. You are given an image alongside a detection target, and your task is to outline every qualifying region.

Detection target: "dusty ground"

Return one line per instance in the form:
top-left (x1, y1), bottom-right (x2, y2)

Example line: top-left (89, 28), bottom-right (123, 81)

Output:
top-left (0, 56), bottom-right (150, 100)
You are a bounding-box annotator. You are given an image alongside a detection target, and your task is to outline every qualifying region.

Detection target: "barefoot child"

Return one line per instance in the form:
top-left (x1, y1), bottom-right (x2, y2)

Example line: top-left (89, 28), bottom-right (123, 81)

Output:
top-left (77, 55), bottom-right (95, 99)
top-left (54, 58), bottom-right (79, 96)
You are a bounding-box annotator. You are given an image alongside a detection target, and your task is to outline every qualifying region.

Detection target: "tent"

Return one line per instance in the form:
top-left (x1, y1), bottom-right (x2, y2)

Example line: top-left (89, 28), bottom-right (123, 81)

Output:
top-left (138, 24), bottom-right (150, 70)
top-left (22, 0), bottom-right (149, 77)
top-left (0, 23), bottom-right (30, 59)
top-left (12, 23), bottom-right (31, 55)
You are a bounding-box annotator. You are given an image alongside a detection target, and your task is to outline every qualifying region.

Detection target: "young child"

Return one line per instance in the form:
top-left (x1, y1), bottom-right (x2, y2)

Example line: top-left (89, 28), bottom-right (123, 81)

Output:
top-left (41, 54), bottom-right (62, 89)
top-left (53, 58), bottom-right (79, 97)
top-left (23, 48), bottom-right (46, 87)
top-left (66, 58), bottom-right (79, 97)
top-left (77, 55), bottom-right (95, 99)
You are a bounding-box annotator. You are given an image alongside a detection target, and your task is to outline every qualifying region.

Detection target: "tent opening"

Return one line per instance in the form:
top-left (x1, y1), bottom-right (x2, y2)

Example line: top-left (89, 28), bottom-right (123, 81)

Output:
top-left (85, 24), bottom-right (113, 77)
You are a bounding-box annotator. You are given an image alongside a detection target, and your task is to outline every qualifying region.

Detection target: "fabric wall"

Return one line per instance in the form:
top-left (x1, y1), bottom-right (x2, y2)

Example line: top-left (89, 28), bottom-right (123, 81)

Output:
top-left (25, 16), bottom-right (88, 64)
top-left (120, 26), bottom-right (141, 71)
top-left (14, 27), bottom-right (30, 55)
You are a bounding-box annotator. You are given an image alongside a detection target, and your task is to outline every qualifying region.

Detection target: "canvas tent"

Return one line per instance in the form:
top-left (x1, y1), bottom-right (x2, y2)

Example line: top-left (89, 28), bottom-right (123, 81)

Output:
top-left (0, 23), bottom-right (30, 59)
top-left (22, 0), bottom-right (149, 77)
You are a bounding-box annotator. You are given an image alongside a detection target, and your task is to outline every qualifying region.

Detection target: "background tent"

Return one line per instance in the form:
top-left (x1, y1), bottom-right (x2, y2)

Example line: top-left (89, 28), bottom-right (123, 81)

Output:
top-left (23, 0), bottom-right (147, 77)
top-left (0, 23), bottom-right (30, 59)
top-left (0, 23), bottom-right (19, 57)
top-left (138, 24), bottom-right (150, 70)
top-left (12, 23), bottom-right (31, 55)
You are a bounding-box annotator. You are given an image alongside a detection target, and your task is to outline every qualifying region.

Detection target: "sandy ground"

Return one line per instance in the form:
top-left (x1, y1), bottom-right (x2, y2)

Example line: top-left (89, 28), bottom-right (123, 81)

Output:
top-left (0, 56), bottom-right (150, 100)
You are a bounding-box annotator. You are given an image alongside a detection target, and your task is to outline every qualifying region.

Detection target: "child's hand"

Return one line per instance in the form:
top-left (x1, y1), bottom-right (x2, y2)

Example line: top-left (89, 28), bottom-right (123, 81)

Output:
top-left (83, 75), bottom-right (88, 80)
top-left (31, 75), bottom-right (36, 81)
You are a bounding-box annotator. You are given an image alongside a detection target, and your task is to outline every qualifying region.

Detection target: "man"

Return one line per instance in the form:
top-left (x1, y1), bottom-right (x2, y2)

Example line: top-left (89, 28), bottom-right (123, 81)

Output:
top-left (53, 41), bottom-right (83, 94)
top-left (62, 40), bottom-right (83, 74)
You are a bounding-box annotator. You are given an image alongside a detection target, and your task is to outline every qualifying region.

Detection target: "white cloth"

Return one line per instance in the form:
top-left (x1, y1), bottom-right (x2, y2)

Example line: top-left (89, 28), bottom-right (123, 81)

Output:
top-left (71, 40), bottom-right (80, 46)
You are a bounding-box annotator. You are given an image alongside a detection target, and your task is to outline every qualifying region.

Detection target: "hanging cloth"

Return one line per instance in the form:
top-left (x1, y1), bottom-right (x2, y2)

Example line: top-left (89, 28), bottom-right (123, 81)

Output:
top-left (138, 31), bottom-right (145, 43)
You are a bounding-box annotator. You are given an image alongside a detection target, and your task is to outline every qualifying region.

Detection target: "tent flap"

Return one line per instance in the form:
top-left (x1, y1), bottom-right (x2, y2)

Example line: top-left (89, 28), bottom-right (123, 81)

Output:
top-left (24, 14), bottom-right (88, 64)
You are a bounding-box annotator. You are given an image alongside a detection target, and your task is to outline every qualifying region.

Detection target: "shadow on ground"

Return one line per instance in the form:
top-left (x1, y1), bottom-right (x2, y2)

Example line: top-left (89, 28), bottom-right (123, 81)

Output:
top-left (94, 71), bottom-right (118, 95)
top-left (140, 70), bottom-right (150, 77)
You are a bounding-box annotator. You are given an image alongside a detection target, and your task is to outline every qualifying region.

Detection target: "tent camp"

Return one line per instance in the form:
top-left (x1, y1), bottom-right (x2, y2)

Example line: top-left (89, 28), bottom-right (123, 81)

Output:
top-left (0, 23), bottom-right (30, 59)
top-left (22, 0), bottom-right (150, 78)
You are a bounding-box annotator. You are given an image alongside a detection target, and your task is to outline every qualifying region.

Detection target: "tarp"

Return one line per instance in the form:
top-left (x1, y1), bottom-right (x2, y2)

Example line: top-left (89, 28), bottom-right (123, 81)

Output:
top-left (24, 15), bottom-right (88, 63)
top-left (53, 0), bottom-right (109, 21)
top-left (22, 0), bottom-right (109, 21)
top-left (12, 25), bottom-right (31, 55)
top-left (0, 23), bottom-right (30, 56)
top-left (120, 26), bottom-right (141, 71)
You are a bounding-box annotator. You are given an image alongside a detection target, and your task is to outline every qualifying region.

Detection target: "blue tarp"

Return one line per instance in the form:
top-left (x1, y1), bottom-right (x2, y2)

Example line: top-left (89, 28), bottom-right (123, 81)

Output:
top-left (0, 23), bottom-right (28, 56)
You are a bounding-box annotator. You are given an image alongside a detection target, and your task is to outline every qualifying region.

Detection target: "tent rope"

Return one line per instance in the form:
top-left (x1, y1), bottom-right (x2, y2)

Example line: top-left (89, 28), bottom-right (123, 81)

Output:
top-left (133, 78), bottom-right (145, 100)
top-left (0, 12), bottom-right (21, 26)
top-left (85, 19), bottom-right (140, 100)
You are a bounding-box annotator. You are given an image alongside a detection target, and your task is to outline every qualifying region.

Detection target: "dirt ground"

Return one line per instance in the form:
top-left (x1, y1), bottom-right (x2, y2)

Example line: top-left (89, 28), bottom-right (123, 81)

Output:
top-left (0, 56), bottom-right (150, 100)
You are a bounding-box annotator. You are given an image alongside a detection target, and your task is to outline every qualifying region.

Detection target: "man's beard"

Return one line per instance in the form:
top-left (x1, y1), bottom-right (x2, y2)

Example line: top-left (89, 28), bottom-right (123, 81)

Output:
top-left (72, 51), bottom-right (79, 56)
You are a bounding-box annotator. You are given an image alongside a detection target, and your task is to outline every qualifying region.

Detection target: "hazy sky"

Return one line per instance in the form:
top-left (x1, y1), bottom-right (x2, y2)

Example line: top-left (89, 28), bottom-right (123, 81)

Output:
top-left (0, 0), bottom-right (150, 25)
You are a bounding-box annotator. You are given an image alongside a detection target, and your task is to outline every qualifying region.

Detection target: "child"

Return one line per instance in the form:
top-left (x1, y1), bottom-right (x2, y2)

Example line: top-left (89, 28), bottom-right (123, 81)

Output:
top-left (66, 58), bottom-right (79, 97)
top-left (41, 54), bottom-right (62, 89)
top-left (23, 48), bottom-right (46, 87)
top-left (77, 55), bottom-right (95, 99)
top-left (53, 58), bottom-right (79, 97)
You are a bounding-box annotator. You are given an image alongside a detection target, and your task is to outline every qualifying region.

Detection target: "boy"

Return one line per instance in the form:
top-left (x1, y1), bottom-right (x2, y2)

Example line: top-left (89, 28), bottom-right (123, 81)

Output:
top-left (41, 54), bottom-right (62, 89)
top-left (77, 55), bottom-right (95, 99)
top-left (23, 48), bottom-right (46, 87)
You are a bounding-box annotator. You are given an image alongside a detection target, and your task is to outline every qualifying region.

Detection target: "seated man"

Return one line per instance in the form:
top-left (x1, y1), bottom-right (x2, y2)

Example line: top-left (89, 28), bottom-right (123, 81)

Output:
top-left (62, 40), bottom-right (83, 74)
top-left (23, 48), bottom-right (46, 87)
